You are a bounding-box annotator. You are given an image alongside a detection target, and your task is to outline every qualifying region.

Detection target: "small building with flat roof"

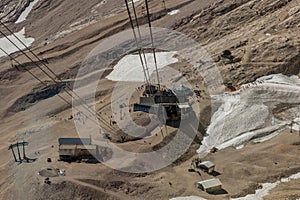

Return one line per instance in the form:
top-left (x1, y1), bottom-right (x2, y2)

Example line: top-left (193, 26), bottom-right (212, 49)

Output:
top-left (197, 178), bottom-right (222, 193)
top-left (58, 137), bottom-right (98, 161)
top-left (198, 161), bottom-right (215, 174)
top-left (58, 138), bottom-right (91, 145)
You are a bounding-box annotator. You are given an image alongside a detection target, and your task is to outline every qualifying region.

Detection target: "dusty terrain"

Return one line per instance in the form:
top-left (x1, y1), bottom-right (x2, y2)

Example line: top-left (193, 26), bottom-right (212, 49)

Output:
top-left (0, 0), bottom-right (300, 199)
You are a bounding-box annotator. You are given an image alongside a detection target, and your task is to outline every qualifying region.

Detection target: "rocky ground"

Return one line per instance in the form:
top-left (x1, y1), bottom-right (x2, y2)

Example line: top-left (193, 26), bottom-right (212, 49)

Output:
top-left (0, 0), bottom-right (299, 199)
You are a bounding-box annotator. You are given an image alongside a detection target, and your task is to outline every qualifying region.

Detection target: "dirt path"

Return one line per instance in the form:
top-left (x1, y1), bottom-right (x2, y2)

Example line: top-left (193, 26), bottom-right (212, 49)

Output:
top-left (67, 178), bottom-right (133, 200)
top-left (0, 0), bottom-right (300, 199)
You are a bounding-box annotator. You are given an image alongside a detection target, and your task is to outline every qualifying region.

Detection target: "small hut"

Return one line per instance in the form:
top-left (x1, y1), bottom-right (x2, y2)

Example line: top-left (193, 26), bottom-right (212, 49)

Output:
top-left (197, 178), bottom-right (222, 193)
top-left (198, 161), bottom-right (215, 174)
top-left (58, 138), bottom-right (98, 161)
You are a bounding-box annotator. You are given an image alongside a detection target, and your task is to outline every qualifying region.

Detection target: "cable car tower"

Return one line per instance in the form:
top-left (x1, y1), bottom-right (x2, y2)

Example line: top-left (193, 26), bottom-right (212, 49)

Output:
top-left (8, 141), bottom-right (36, 163)
top-left (125, 0), bottom-right (192, 126)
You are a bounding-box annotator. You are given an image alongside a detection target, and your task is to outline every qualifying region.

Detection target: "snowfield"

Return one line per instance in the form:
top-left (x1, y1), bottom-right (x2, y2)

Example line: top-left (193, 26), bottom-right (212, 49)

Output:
top-left (172, 172), bottom-right (300, 200)
top-left (231, 172), bottom-right (300, 200)
top-left (197, 74), bottom-right (300, 157)
top-left (106, 51), bottom-right (178, 82)
top-left (0, 28), bottom-right (35, 58)
top-left (0, 0), bottom-right (39, 58)
top-left (15, 0), bottom-right (40, 23)
top-left (168, 10), bottom-right (180, 15)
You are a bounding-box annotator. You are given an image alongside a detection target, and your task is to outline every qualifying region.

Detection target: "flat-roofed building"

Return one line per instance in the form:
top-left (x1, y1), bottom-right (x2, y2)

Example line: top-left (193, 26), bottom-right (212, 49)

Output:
top-left (58, 137), bottom-right (98, 161)
top-left (198, 161), bottom-right (215, 173)
top-left (197, 178), bottom-right (222, 193)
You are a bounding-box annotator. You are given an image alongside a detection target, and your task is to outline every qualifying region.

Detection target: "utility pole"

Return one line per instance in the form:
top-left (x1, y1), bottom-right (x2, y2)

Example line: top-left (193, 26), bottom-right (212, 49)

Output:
top-left (160, 127), bottom-right (164, 138)
top-left (8, 144), bottom-right (17, 162)
top-left (22, 141), bottom-right (26, 160)
top-left (8, 142), bottom-right (29, 163)
top-left (16, 143), bottom-right (22, 163)
top-left (162, 0), bottom-right (166, 11)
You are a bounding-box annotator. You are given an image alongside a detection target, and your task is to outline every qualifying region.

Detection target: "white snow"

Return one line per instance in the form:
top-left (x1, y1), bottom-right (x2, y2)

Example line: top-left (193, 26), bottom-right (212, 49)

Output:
top-left (126, 0), bottom-right (144, 6)
top-left (231, 182), bottom-right (277, 200)
top-left (0, 0), bottom-right (39, 57)
top-left (15, 0), bottom-right (40, 23)
top-left (168, 10), bottom-right (180, 15)
top-left (106, 51), bottom-right (178, 82)
top-left (171, 172), bottom-right (300, 200)
top-left (216, 123), bottom-right (287, 150)
top-left (197, 74), bottom-right (300, 157)
top-left (231, 172), bottom-right (300, 200)
top-left (129, 0), bottom-right (142, 4)
top-left (53, 20), bottom-right (97, 41)
top-left (0, 27), bottom-right (35, 58)
top-left (292, 118), bottom-right (300, 131)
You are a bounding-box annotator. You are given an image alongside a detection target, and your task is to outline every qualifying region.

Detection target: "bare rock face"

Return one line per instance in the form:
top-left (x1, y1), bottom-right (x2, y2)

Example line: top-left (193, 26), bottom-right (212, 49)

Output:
top-left (7, 82), bottom-right (67, 113)
top-left (1, 0), bottom-right (299, 88)
top-left (0, 0), bottom-right (31, 23)
top-left (175, 0), bottom-right (300, 87)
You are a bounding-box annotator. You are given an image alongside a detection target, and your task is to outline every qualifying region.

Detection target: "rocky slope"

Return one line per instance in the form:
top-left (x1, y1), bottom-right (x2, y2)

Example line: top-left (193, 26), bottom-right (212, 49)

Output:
top-left (0, 0), bottom-right (299, 199)
top-left (1, 0), bottom-right (299, 89)
top-left (174, 0), bottom-right (300, 87)
top-left (0, 0), bottom-right (31, 23)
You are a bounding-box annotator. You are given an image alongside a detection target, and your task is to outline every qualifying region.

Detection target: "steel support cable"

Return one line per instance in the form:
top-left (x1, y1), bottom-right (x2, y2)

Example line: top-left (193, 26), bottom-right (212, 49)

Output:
top-left (144, 0), bottom-right (161, 91)
top-left (124, 0), bottom-right (150, 85)
top-left (0, 22), bottom-right (112, 126)
top-left (0, 47), bottom-right (103, 129)
top-left (0, 21), bottom-right (102, 118)
top-left (0, 23), bottom-right (116, 132)
top-left (131, 0), bottom-right (151, 84)
top-left (0, 21), bottom-right (71, 85)
top-left (0, 30), bottom-right (89, 117)
top-left (0, 29), bottom-right (115, 132)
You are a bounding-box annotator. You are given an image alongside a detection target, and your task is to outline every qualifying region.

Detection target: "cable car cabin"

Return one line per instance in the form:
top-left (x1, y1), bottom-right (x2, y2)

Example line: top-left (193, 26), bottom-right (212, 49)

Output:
top-left (145, 85), bottom-right (158, 94)
top-left (133, 85), bottom-right (191, 125)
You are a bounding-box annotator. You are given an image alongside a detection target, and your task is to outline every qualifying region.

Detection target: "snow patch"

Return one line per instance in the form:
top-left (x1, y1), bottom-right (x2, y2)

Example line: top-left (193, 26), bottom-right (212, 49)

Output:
top-left (257, 73), bottom-right (300, 86)
top-left (128, 0), bottom-right (143, 4)
top-left (197, 74), bottom-right (300, 157)
top-left (168, 10), bottom-right (180, 15)
top-left (217, 123), bottom-right (287, 150)
top-left (231, 172), bottom-right (300, 200)
top-left (232, 182), bottom-right (277, 200)
top-left (16, 0), bottom-right (40, 23)
top-left (170, 172), bottom-right (300, 200)
top-left (292, 118), bottom-right (300, 131)
top-left (170, 196), bottom-right (207, 200)
top-left (106, 51), bottom-right (178, 82)
top-left (0, 28), bottom-right (35, 58)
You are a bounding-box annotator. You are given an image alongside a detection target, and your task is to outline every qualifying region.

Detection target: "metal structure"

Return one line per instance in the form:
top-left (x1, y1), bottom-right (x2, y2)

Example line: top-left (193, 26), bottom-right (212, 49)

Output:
top-left (0, 20), bottom-right (117, 134)
top-left (133, 86), bottom-right (192, 125)
top-left (8, 142), bottom-right (35, 163)
top-left (124, 0), bottom-right (193, 125)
